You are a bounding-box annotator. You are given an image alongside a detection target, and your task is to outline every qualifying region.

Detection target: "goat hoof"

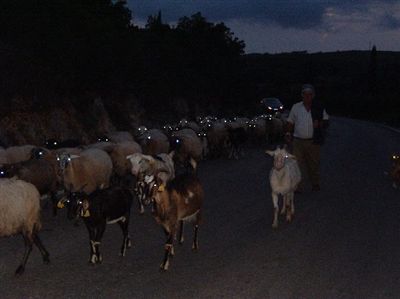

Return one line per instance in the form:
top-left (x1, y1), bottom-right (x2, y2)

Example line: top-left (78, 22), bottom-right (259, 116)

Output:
top-left (89, 255), bottom-right (97, 264)
top-left (160, 263), bottom-right (169, 271)
top-left (272, 223), bottom-right (278, 229)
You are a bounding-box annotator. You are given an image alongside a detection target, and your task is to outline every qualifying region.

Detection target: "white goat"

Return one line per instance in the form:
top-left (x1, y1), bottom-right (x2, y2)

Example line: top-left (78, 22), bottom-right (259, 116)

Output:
top-left (266, 147), bottom-right (301, 228)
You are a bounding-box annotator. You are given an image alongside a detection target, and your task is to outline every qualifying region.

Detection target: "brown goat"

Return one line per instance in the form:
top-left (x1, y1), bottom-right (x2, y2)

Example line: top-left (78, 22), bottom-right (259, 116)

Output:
top-left (149, 172), bottom-right (204, 271)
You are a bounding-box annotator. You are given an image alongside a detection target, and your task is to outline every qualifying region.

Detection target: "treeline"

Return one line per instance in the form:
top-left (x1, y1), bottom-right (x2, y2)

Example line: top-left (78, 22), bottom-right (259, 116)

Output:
top-left (0, 0), bottom-right (246, 126)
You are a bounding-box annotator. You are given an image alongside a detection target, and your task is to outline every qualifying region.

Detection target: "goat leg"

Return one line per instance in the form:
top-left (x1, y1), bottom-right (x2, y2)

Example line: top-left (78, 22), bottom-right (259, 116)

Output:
top-left (272, 193), bottom-right (279, 229)
top-left (160, 233), bottom-right (174, 271)
top-left (118, 220), bottom-right (131, 256)
top-left (178, 221), bottom-right (185, 244)
top-left (94, 223), bottom-right (106, 263)
top-left (280, 195), bottom-right (287, 215)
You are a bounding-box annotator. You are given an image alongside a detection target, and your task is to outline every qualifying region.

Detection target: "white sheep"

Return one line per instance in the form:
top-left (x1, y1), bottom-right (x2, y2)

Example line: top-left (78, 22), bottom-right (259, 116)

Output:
top-left (0, 178), bottom-right (50, 275)
top-left (266, 147), bottom-right (301, 228)
top-left (57, 148), bottom-right (113, 194)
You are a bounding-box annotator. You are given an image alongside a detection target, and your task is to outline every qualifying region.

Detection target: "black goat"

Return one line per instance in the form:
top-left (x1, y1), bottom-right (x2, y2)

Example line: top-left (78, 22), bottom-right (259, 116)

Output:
top-left (58, 187), bottom-right (133, 264)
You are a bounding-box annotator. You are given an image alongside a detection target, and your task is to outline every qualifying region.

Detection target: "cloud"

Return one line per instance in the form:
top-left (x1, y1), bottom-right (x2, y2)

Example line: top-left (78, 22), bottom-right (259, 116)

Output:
top-left (380, 13), bottom-right (400, 29)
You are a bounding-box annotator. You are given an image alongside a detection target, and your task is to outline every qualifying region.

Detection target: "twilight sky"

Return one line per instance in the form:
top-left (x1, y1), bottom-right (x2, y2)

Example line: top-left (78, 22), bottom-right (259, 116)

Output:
top-left (127, 0), bottom-right (400, 54)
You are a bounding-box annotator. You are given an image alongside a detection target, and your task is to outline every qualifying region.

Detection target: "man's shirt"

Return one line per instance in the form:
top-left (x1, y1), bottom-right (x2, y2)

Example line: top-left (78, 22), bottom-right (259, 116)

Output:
top-left (287, 101), bottom-right (329, 139)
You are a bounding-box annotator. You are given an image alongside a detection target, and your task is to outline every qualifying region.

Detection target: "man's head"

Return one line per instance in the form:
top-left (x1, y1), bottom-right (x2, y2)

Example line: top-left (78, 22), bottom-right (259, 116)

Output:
top-left (301, 84), bottom-right (315, 106)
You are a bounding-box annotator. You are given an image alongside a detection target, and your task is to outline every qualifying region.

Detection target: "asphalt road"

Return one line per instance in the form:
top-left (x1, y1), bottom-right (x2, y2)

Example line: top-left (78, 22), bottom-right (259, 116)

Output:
top-left (1, 117), bottom-right (400, 299)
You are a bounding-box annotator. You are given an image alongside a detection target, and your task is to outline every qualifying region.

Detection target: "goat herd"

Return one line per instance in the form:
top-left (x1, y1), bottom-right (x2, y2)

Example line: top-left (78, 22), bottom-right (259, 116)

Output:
top-left (0, 113), bottom-right (288, 276)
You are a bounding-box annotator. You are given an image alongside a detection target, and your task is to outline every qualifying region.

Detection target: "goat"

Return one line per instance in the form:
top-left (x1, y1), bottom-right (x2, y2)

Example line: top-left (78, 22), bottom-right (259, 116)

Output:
top-left (149, 172), bottom-right (204, 271)
top-left (126, 152), bottom-right (175, 214)
top-left (266, 147), bottom-right (301, 228)
top-left (57, 187), bottom-right (133, 264)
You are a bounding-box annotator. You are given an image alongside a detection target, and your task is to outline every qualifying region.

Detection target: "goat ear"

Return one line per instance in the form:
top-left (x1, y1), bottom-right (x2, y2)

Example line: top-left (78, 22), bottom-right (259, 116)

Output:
top-left (157, 172), bottom-right (169, 184)
top-left (265, 150), bottom-right (274, 156)
top-left (126, 154), bottom-right (133, 160)
top-left (286, 153), bottom-right (296, 159)
top-left (57, 198), bottom-right (66, 209)
top-left (70, 154), bottom-right (80, 159)
top-left (168, 150), bottom-right (175, 159)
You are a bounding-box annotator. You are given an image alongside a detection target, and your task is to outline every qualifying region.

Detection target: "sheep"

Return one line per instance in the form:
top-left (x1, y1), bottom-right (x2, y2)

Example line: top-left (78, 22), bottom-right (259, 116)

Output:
top-left (226, 119), bottom-right (248, 159)
top-left (266, 146), bottom-right (301, 228)
top-left (126, 152), bottom-right (175, 214)
top-left (266, 116), bottom-right (284, 144)
top-left (96, 135), bottom-right (110, 143)
top-left (105, 131), bottom-right (134, 143)
top-left (0, 158), bottom-right (60, 216)
top-left (4, 145), bottom-right (36, 164)
top-left (57, 186), bottom-right (133, 264)
top-left (177, 119), bottom-right (201, 133)
top-left (204, 121), bottom-right (229, 158)
top-left (171, 128), bottom-right (203, 162)
top-left (137, 129), bottom-right (170, 156)
top-left (86, 141), bottom-right (116, 152)
top-left (133, 126), bottom-right (150, 142)
top-left (247, 117), bottom-right (267, 145)
top-left (57, 148), bottom-right (113, 194)
top-left (108, 141), bottom-right (142, 184)
top-left (0, 178), bottom-right (50, 275)
top-left (149, 172), bottom-right (204, 271)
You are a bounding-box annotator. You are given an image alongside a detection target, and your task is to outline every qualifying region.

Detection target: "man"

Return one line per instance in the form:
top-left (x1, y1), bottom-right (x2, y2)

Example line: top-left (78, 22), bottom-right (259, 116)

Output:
top-left (286, 84), bottom-right (329, 192)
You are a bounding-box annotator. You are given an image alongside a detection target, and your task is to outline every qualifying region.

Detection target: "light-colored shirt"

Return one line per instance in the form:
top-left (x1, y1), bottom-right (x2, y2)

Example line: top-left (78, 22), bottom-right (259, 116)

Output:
top-left (287, 101), bottom-right (329, 139)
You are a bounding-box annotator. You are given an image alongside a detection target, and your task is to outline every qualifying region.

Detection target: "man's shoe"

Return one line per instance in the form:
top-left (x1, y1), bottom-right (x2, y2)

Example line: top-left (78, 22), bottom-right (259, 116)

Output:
top-left (312, 184), bottom-right (320, 191)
